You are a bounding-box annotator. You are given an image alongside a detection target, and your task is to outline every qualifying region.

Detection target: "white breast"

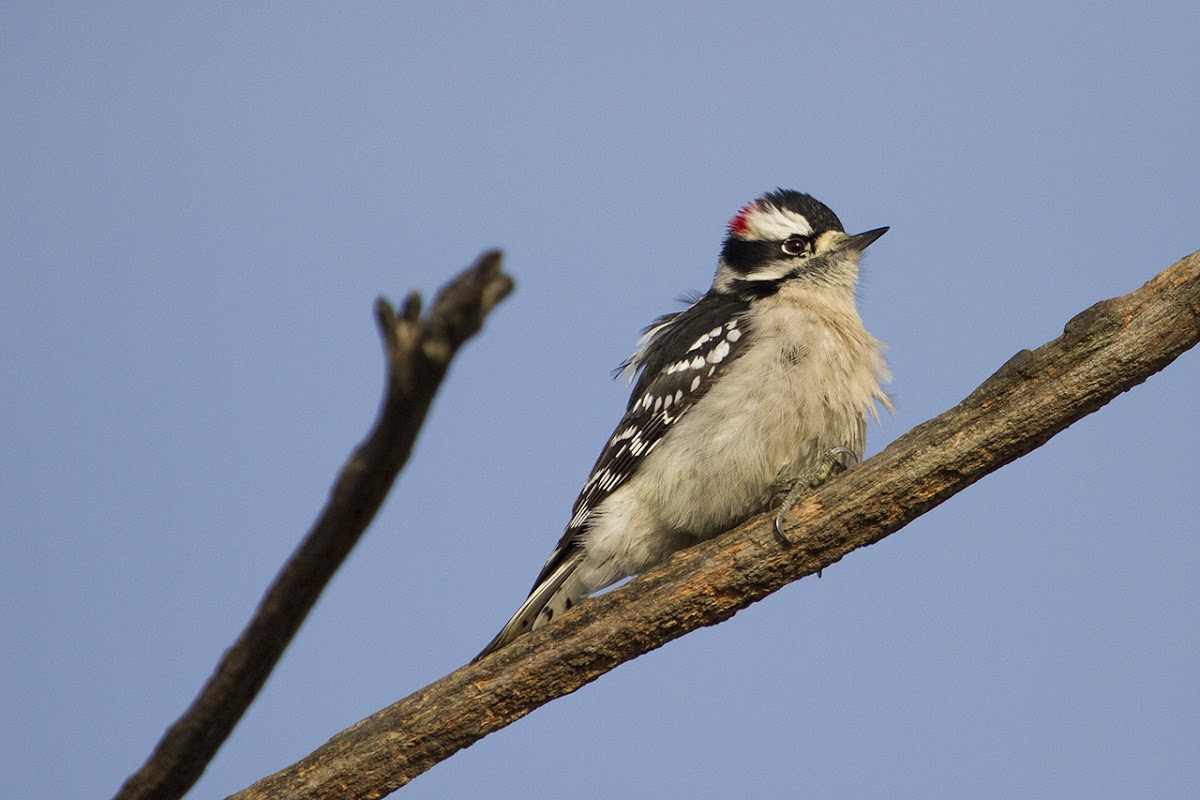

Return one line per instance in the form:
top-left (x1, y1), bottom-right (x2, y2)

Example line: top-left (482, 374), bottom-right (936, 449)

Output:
top-left (622, 284), bottom-right (890, 537)
top-left (576, 282), bottom-right (890, 594)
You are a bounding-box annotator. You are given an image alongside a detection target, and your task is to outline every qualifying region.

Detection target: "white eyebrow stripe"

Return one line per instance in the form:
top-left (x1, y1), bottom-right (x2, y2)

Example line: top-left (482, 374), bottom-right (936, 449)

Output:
top-left (738, 206), bottom-right (813, 241)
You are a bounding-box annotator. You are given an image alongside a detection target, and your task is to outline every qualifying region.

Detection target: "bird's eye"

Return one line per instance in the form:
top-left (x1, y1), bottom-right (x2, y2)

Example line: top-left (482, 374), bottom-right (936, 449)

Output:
top-left (781, 236), bottom-right (812, 256)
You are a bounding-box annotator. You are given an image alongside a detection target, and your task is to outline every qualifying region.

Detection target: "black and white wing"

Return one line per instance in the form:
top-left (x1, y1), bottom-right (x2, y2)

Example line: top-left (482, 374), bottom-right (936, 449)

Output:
top-left (527, 291), bottom-right (754, 591)
top-left (473, 292), bottom-right (756, 660)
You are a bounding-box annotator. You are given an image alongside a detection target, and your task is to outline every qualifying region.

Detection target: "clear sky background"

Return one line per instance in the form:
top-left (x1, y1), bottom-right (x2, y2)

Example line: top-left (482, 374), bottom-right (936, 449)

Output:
top-left (3, 4), bottom-right (1198, 799)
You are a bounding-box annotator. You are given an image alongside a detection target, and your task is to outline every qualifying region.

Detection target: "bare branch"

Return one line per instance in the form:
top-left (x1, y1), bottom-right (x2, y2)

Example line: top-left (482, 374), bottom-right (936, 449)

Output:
top-left (228, 249), bottom-right (1199, 800)
top-left (114, 252), bottom-right (514, 800)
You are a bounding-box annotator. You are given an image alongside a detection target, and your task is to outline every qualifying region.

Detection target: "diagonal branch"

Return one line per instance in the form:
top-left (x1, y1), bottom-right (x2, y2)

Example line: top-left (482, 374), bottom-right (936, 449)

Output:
top-left (113, 251), bottom-right (514, 800)
top-left (228, 249), bottom-right (1200, 800)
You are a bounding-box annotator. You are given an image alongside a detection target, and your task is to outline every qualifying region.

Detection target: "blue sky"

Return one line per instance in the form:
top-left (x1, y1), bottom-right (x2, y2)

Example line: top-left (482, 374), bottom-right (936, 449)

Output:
top-left (3, 3), bottom-right (1198, 798)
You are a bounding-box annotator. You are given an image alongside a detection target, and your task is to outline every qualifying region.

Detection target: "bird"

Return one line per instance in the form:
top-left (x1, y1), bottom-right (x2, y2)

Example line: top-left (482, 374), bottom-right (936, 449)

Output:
top-left (475, 189), bottom-right (891, 660)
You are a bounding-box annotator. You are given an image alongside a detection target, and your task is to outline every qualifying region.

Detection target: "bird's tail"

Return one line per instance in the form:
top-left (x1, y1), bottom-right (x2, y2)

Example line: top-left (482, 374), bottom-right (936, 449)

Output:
top-left (473, 554), bottom-right (586, 661)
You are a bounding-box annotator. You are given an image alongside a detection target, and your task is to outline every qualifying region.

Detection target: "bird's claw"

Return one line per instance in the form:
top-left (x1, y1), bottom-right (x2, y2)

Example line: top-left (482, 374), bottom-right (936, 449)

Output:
top-left (772, 446), bottom-right (861, 548)
top-left (773, 514), bottom-right (793, 547)
top-left (824, 446), bottom-right (859, 473)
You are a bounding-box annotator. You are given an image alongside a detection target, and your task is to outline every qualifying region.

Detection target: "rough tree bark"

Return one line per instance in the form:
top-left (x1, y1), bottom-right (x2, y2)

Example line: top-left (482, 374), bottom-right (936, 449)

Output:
top-left (227, 249), bottom-right (1199, 800)
top-left (113, 252), bottom-right (514, 800)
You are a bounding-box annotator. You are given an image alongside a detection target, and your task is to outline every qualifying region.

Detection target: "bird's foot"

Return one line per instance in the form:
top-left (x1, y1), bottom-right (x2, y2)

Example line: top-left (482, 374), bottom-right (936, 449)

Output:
top-left (772, 447), bottom-right (860, 550)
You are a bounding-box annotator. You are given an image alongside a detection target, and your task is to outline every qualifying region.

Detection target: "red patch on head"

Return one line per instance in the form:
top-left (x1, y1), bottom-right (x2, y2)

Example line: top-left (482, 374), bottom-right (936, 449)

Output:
top-left (727, 200), bottom-right (758, 237)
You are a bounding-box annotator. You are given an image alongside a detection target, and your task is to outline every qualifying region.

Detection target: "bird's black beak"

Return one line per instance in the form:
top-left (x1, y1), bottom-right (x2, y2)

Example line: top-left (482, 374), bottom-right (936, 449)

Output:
top-left (844, 226), bottom-right (889, 252)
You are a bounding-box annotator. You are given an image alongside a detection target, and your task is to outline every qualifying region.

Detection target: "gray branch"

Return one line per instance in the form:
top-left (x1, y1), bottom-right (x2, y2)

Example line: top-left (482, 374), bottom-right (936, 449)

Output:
top-left (113, 251), bottom-right (514, 800)
top-left (228, 248), bottom-right (1200, 800)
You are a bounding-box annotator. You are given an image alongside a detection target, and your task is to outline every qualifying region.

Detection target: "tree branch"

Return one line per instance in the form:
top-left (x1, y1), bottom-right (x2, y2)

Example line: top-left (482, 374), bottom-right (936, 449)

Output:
top-left (114, 251), bottom-right (514, 800)
top-left (227, 249), bottom-right (1199, 800)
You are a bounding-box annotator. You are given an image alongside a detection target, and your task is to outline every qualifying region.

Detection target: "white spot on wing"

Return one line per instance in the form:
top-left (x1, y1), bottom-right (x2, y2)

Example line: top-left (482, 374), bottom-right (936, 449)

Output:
top-left (707, 339), bottom-right (730, 364)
